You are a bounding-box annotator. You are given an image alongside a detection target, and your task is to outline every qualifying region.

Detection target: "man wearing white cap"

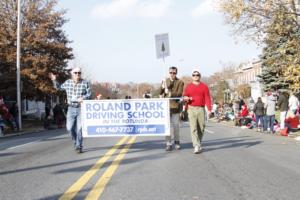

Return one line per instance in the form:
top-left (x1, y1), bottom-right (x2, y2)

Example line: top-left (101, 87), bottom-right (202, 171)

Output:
top-left (183, 69), bottom-right (212, 154)
top-left (49, 67), bottom-right (91, 153)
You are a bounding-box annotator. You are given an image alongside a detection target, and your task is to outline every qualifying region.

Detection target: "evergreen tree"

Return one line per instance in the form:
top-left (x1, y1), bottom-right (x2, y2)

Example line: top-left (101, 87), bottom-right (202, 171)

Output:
top-left (258, 6), bottom-right (300, 91)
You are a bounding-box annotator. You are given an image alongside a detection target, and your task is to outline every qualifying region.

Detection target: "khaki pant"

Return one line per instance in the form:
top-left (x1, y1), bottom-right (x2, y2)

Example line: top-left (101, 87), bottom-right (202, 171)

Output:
top-left (166, 113), bottom-right (180, 145)
top-left (188, 106), bottom-right (206, 147)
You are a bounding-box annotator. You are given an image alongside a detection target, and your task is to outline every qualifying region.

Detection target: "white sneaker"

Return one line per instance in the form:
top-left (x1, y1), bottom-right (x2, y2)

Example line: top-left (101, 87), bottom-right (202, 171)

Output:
top-left (175, 144), bottom-right (181, 150)
top-left (194, 146), bottom-right (201, 154)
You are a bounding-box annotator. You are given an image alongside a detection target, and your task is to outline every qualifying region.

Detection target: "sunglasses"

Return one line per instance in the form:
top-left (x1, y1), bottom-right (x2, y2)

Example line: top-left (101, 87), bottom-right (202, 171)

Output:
top-left (73, 72), bottom-right (81, 74)
top-left (169, 72), bottom-right (177, 75)
top-left (192, 74), bottom-right (200, 77)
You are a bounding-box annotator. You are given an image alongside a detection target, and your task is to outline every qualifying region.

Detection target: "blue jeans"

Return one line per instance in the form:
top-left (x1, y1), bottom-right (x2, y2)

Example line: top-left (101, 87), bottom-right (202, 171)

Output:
top-left (256, 115), bottom-right (264, 128)
top-left (66, 106), bottom-right (82, 149)
top-left (264, 115), bottom-right (275, 132)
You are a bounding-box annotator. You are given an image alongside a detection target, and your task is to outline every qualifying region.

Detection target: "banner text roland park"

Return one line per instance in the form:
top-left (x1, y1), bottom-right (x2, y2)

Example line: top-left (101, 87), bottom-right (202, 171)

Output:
top-left (81, 98), bottom-right (171, 137)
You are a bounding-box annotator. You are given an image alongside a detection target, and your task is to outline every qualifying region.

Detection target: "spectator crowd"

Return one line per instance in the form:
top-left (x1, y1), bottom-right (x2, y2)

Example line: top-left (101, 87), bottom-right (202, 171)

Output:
top-left (0, 95), bottom-right (66, 136)
top-left (211, 91), bottom-right (300, 136)
top-left (1, 89), bottom-right (300, 138)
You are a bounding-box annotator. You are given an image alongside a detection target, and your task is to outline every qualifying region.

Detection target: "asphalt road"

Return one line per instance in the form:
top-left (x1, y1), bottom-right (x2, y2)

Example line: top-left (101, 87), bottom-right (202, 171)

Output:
top-left (0, 122), bottom-right (299, 200)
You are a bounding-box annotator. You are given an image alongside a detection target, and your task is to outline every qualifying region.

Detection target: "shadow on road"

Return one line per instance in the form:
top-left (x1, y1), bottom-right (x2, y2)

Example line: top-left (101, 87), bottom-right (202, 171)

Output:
top-left (54, 140), bottom-right (166, 174)
top-left (0, 152), bottom-right (21, 157)
top-left (202, 137), bottom-right (263, 152)
top-left (0, 155), bottom-right (103, 176)
top-left (54, 152), bottom-right (166, 175)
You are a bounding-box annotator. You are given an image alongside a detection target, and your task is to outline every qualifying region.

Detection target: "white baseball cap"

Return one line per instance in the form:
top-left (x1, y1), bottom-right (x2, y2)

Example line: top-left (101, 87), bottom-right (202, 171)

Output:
top-left (192, 69), bottom-right (200, 74)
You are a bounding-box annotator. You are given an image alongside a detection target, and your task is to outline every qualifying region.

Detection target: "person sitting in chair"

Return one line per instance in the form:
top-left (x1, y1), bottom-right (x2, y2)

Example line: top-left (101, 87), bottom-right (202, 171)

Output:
top-left (285, 111), bottom-right (299, 133)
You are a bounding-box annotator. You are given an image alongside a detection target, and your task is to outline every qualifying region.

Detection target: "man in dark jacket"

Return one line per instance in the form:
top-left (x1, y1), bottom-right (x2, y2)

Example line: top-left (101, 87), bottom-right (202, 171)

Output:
top-left (277, 91), bottom-right (289, 129)
top-left (160, 66), bottom-right (184, 151)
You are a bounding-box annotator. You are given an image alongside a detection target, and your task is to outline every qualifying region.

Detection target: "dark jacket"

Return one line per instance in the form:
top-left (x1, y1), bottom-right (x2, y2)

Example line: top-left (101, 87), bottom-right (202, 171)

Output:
top-left (277, 93), bottom-right (289, 112)
top-left (160, 77), bottom-right (184, 113)
top-left (253, 101), bottom-right (265, 116)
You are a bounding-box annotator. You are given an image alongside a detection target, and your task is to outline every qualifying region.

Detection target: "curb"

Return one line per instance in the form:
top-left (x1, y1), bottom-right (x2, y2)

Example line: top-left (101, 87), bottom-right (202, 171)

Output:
top-left (210, 119), bottom-right (300, 141)
top-left (0, 128), bottom-right (48, 138)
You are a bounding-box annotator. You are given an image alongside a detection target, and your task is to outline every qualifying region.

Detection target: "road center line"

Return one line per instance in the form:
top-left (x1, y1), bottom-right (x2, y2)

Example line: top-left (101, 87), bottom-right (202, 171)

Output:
top-left (59, 136), bottom-right (129, 200)
top-left (85, 136), bottom-right (137, 200)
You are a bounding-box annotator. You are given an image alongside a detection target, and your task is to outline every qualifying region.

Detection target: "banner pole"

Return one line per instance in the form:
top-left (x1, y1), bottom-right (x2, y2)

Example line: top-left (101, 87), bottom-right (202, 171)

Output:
top-left (162, 53), bottom-right (168, 96)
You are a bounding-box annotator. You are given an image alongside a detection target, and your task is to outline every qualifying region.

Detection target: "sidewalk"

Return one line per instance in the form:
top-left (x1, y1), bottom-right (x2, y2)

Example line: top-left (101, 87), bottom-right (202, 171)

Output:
top-left (0, 119), bottom-right (50, 138)
top-left (210, 118), bottom-right (300, 140)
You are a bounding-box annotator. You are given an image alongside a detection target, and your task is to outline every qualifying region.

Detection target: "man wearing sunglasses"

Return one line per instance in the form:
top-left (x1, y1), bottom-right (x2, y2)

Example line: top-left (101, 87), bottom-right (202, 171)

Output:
top-left (49, 67), bottom-right (91, 153)
top-left (183, 69), bottom-right (212, 154)
top-left (160, 66), bottom-right (184, 151)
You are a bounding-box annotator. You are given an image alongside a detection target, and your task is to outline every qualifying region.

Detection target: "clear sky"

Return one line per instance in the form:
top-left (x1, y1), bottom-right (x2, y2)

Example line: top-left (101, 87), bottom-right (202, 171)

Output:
top-left (58, 0), bottom-right (261, 83)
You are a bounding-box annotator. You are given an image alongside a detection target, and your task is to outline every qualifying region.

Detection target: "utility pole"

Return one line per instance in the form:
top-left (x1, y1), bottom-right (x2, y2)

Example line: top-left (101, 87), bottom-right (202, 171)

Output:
top-left (16, 0), bottom-right (22, 130)
top-left (136, 84), bottom-right (139, 98)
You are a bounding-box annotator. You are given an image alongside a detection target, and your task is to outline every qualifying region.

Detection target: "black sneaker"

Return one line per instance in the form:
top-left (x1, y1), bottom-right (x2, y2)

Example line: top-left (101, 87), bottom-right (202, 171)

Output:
top-left (165, 145), bottom-right (172, 151)
top-left (76, 147), bottom-right (83, 153)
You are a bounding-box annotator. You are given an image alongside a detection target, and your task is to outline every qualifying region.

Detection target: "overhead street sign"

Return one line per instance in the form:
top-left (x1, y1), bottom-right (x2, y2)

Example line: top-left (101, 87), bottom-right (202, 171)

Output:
top-left (155, 33), bottom-right (170, 59)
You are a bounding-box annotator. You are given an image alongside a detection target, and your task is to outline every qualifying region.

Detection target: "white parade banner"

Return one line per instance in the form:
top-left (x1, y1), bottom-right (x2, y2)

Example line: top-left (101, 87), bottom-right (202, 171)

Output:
top-left (81, 98), bottom-right (170, 137)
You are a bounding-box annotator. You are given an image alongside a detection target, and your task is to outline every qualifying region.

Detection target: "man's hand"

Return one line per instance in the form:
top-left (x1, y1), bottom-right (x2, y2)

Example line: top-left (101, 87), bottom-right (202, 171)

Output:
top-left (77, 97), bottom-right (83, 103)
top-left (164, 88), bottom-right (169, 95)
top-left (161, 80), bottom-right (166, 89)
top-left (183, 96), bottom-right (192, 102)
top-left (207, 111), bottom-right (212, 118)
top-left (48, 72), bottom-right (56, 81)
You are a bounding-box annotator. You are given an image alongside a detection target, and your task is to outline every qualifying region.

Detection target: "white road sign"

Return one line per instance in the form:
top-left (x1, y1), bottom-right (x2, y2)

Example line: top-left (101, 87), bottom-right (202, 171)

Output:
top-left (155, 33), bottom-right (170, 59)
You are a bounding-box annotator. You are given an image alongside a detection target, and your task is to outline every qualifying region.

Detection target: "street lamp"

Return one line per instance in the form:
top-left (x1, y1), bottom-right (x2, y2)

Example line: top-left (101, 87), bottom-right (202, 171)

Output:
top-left (136, 84), bottom-right (139, 98)
top-left (16, 0), bottom-right (22, 130)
